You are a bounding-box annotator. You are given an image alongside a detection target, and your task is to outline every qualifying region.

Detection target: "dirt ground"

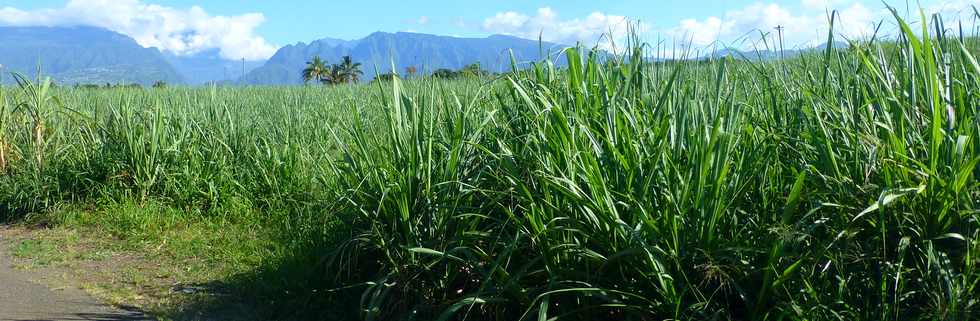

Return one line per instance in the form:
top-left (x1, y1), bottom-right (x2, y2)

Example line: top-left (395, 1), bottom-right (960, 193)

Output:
top-left (0, 226), bottom-right (152, 320)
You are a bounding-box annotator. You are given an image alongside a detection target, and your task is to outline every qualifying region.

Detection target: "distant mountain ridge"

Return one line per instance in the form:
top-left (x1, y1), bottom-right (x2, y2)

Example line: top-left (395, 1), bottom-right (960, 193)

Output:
top-left (0, 26), bottom-right (857, 86)
top-left (0, 26), bottom-right (268, 86)
top-left (0, 26), bottom-right (183, 85)
top-left (243, 32), bottom-right (569, 85)
top-left (706, 41), bottom-right (849, 60)
top-left (0, 26), bottom-right (569, 86)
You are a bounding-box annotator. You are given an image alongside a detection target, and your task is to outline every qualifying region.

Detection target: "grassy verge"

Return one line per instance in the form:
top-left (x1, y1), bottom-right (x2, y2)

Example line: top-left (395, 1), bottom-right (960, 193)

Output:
top-left (4, 201), bottom-right (341, 320)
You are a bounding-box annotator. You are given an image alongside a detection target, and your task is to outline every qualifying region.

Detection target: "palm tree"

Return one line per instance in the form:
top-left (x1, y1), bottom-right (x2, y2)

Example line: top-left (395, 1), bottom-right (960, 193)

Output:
top-left (323, 65), bottom-right (342, 85)
top-left (302, 56), bottom-right (330, 84)
top-left (335, 56), bottom-right (363, 84)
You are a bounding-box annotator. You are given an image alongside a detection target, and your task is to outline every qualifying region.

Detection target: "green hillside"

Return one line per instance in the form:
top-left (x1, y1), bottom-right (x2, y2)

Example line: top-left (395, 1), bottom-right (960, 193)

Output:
top-left (0, 26), bottom-right (183, 86)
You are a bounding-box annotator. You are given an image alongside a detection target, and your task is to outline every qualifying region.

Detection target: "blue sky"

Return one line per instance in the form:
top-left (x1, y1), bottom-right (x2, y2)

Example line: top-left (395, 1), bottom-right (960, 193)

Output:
top-left (0, 0), bottom-right (967, 60)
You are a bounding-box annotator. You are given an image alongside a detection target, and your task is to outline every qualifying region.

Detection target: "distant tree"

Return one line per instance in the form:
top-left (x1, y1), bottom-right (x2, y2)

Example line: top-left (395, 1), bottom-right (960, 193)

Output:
top-left (323, 66), bottom-right (342, 85)
top-left (428, 64), bottom-right (490, 80)
top-left (152, 81), bottom-right (167, 89)
top-left (460, 63), bottom-right (488, 78)
top-left (302, 56), bottom-right (331, 84)
top-left (76, 84), bottom-right (100, 90)
top-left (335, 56), bottom-right (363, 84)
top-left (372, 72), bottom-right (398, 83)
top-left (405, 66), bottom-right (417, 77)
top-left (432, 68), bottom-right (458, 79)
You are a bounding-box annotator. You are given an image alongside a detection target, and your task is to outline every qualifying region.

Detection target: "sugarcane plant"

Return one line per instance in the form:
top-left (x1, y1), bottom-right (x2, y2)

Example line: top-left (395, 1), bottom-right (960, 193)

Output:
top-left (0, 78), bottom-right (8, 174)
top-left (10, 72), bottom-right (59, 176)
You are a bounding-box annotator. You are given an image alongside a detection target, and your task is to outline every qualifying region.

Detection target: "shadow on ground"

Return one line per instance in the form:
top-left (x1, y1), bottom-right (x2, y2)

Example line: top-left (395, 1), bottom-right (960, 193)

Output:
top-left (161, 242), bottom-right (363, 321)
top-left (8, 306), bottom-right (150, 321)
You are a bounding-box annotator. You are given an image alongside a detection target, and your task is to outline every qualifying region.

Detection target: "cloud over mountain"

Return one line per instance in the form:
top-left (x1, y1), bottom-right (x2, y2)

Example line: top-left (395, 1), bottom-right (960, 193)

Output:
top-left (479, 1), bottom-right (980, 57)
top-left (482, 7), bottom-right (639, 49)
top-left (0, 0), bottom-right (276, 60)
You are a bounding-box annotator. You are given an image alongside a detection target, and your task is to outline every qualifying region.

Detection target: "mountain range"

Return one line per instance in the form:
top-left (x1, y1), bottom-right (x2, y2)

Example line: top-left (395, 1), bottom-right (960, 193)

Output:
top-left (0, 26), bottom-right (182, 86)
top-left (0, 25), bottom-right (844, 86)
top-left (242, 32), bottom-right (568, 85)
top-left (0, 26), bottom-right (568, 86)
top-left (706, 41), bottom-right (848, 60)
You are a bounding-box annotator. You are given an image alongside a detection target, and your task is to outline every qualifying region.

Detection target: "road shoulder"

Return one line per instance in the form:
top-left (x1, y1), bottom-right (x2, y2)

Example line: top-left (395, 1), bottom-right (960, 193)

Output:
top-left (0, 226), bottom-right (151, 320)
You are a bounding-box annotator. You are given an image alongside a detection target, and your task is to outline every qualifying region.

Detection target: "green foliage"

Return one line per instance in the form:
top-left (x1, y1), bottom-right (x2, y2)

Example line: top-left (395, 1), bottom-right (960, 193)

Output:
top-left (303, 55), bottom-right (363, 85)
top-left (431, 63), bottom-right (491, 79)
top-left (430, 68), bottom-right (458, 79)
top-left (72, 83), bottom-right (144, 90)
top-left (302, 55), bottom-right (332, 84)
top-left (335, 55), bottom-right (364, 83)
top-left (1, 10), bottom-right (980, 321)
top-left (371, 72), bottom-right (398, 83)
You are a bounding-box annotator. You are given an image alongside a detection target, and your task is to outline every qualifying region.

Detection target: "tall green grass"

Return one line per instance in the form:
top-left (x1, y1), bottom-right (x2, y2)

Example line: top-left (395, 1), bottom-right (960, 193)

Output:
top-left (1, 11), bottom-right (979, 320)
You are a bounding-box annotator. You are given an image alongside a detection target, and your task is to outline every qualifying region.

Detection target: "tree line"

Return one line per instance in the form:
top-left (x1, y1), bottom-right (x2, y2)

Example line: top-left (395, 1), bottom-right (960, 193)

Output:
top-left (304, 55), bottom-right (495, 85)
top-left (374, 63), bottom-right (493, 83)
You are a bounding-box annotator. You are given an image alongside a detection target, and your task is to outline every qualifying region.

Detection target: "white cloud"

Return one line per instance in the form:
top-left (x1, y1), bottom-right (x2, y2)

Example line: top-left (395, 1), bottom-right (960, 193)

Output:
top-left (802, 0), bottom-right (853, 10)
top-left (665, 0), bottom-right (980, 53)
top-left (666, 1), bottom-right (883, 51)
top-left (484, 11), bottom-right (531, 32)
top-left (480, 1), bottom-right (980, 59)
top-left (928, 0), bottom-right (980, 22)
top-left (483, 7), bottom-right (642, 50)
top-left (478, 3), bottom-right (882, 54)
top-left (416, 16), bottom-right (430, 25)
top-left (0, 0), bottom-right (277, 60)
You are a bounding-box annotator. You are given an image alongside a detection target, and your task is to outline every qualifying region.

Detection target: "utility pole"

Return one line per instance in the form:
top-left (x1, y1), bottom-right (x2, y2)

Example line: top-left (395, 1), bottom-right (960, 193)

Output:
top-left (775, 25), bottom-right (785, 59)
top-left (775, 25), bottom-right (788, 81)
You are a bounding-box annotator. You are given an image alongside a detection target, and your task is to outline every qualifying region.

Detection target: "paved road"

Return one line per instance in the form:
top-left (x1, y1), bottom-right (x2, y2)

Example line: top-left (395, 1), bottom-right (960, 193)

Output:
top-left (0, 231), bottom-right (151, 321)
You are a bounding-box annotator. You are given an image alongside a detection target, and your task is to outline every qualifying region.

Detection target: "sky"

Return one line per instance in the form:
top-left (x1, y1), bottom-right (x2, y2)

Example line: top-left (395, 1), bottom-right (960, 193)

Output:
top-left (0, 0), bottom-right (973, 60)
